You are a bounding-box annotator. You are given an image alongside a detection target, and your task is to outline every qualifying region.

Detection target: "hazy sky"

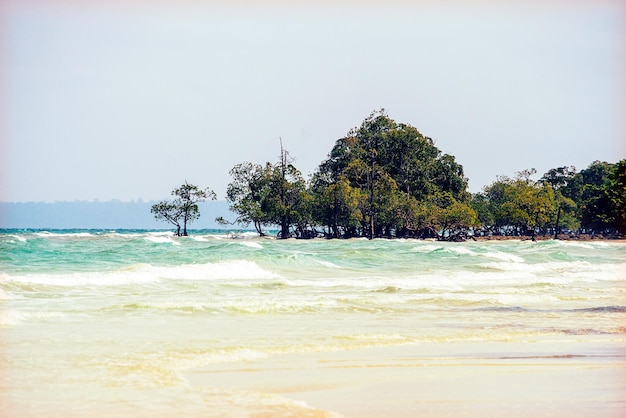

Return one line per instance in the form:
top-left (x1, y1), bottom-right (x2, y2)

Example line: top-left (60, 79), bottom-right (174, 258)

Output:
top-left (1, 0), bottom-right (624, 202)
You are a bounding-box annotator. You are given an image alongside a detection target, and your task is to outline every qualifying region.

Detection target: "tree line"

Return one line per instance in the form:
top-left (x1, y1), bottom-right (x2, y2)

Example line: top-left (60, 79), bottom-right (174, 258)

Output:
top-left (152, 110), bottom-right (626, 239)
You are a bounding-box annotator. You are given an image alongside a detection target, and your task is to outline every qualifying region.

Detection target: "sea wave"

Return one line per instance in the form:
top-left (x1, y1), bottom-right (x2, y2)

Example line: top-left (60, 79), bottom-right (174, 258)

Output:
top-left (6, 234), bottom-right (27, 243)
top-left (448, 246), bottom-right (479, 256)
top-left (0, 309), bottom-right (65, 326)
top-left (239, 241), bottom-right (263, 249)
top-left (144, 237), bottom-right (180, 245)
top-left (481, 251), bottom-right (525, 263)
top-left (408, 244), bottom-right (526, 263)
top-left (1, 260), bottom-right (279, 288)
top-left (0, 287), bottom-right (12, 300)
top-left (478, 260), bottom-right (626, 281)
top-left (33, 231), bottom-right (95, 238)
top-left (409, 244), bottom-right (442, 253)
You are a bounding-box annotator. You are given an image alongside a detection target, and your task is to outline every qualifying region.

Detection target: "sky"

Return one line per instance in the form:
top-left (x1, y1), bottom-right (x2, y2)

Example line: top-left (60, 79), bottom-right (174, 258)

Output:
top-left (1, 0), bottom-right (624, 203)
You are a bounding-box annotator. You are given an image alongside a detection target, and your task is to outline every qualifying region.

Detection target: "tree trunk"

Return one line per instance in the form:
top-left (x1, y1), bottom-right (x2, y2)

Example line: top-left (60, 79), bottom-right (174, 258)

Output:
top-left (554, 204), bottom-right (561, 239)
top-left (368, 181), bottom-right (374, 239)
top-left (254, 221), bottom-right (264, 237)
top-left (332, 199), bottom-right (339, 238)
top-left (369, 161), bottom-right (375, 240)
top-left (280, 215), bottom-right (290, 239)
top-left (278, 139), bottom-right (290, 240)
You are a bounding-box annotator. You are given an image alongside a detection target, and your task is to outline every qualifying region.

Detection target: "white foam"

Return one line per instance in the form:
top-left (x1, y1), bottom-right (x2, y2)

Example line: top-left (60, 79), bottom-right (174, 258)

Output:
top-left (0, 309), bottom-right (65, 326)
top-left (32, 231), bottom-right (52, 236)
top-left (476, 261), bottom-right (626, 285)
top-left (314, 260), bottom-right (340, 268)
top-left (449, 247), bottom-right (478, 256)
top-left (103, 232), bottom-right (142, 239)
top-left (3, 260), bottom-right (278, 287)
top-left (240, 241), bottom-right (263, 249)
top-left (7, 234), bottom-right (27, 242)
top-left (0, 310), bottom-right (21, 326)
top-left (147, 231), bottom-right (175, 236)
top-left (588, 241), bottom-right (610, 247)
top-left (227, 231), bottom-right (262, 239)
top-left (158, 260), bottom-right (278, 281)
top-left (144, 236), bottom-right (180, 245)
top-left (33, 231), bottom-right (94, 238)
top-left (190, 348), bottom-right (268, 365)
top-left (221, 298), bottom-right (335, 314)
top-left (483, 251), bottom-right (525, 263)
top-left (410, 244), bottom-right (442, 253)
top-left (4, 269), bottom-right (160, 287)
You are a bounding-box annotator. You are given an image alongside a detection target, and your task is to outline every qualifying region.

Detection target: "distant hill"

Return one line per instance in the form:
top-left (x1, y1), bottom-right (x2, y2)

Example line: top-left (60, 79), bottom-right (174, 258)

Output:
top-left (0, 200), bottom-right (235, 230)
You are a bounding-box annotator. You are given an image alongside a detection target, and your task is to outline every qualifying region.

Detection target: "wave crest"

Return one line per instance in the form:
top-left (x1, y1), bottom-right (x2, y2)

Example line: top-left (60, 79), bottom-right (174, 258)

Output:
top-left (2, 260), bottom-right (278, 287)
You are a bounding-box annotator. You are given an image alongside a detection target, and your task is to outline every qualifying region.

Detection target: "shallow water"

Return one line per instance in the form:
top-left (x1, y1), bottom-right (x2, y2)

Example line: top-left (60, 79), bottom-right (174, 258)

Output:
top-left (1, 230), bottom-right (625, 416)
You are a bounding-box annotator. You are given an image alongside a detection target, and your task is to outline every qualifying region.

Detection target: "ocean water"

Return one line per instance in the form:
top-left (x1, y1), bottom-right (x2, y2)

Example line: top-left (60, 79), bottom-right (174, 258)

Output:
top-left (1, 230), bottom-right (625, 417)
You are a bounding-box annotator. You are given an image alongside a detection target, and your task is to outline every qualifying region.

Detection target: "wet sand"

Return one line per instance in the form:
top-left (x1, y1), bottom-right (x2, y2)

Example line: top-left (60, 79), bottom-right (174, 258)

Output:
top-left (184, 339), bottom-right (626, 418)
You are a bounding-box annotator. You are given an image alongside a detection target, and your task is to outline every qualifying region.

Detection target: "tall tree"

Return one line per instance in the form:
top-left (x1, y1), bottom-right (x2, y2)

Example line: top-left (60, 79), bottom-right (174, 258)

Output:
top-left (434, 193), bottom-right (480, 240)
top-left (576, 161), bottom-right (616, 233)
top-left (262, 144), bottom-right (309, 239)
top-left (478, 172), bottom-right (556, 237)
top-left (310, 110), bottom-right (471, 239)
top-left (151, 181), bottom-right (216, 236)
top-left (225, 142), bottom-right (309, 238)
top-left (608, 160), bottom-right (626, 234)
top-left (267, 140), bottom-right (306, 239)
top-left (356, 110), bottom-right (395, 238)
top-left (540, 166), bottom-right (578, 238)
top-left (150, 201), bottom-right (184, 236)
top-left (225, 162), bottom-right (269, 236)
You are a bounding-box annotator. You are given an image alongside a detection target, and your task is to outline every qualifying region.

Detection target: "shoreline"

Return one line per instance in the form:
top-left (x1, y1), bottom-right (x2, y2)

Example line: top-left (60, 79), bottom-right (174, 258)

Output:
top-left (2, 228), bottom-right (625, 243)
top-left (184, 339), bottom-right (626, 418)
top-left (473, 234), bottom-right (626, 242)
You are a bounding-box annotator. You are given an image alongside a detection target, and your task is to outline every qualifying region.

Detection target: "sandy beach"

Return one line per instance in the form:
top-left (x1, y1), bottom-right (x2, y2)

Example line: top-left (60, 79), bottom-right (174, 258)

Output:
top-left (184, 338), bottom-right (626, 418)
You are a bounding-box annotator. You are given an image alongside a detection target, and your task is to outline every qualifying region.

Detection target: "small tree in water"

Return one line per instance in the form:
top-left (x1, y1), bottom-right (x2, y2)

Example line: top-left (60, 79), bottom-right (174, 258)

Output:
top-left (151, 181), bottom-right (216, 236)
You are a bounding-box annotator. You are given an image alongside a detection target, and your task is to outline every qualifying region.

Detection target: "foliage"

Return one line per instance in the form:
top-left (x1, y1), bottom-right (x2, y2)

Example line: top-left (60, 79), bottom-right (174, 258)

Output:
top-left (261, 146), bottom-right (309, 239)
top-left (477, 172), bottom-right (557, 237)
top-left (474, 160), bottom-right (625, 237)
top-left (576, 161), bottom-right (619, 233)
top-left (309, 110), bottom-right (474, 239)
top-left (225, 162), bottom-right (270, 235)
top-left (151, 181), bottom-right (216, 236)
top-left (432, 192), bottom-right (480, 240)
top-left (225, 143), bottom-right (310, 238)
top-left (150, 201), bottom-right (183, 235)
top-left (211, 112), bottom-right (625, 240)
top-left (609, 160), bottom-right (626, 233)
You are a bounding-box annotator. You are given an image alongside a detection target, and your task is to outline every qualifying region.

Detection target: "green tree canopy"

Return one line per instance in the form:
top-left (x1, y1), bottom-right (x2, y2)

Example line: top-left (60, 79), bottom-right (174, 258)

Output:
top-left (217, 112), bottom-right (624, 240)
top-left (151, 181), bottom-right (216, 236)
top-left (225, 162), bottom-right (269, 235)
top-left (310, 110), bottom-right (473, 239)
top-left (225, 143), bottom-right (309, 238)
top-left (474, 171), bottom-right (557, 237)
top-left (609, 160), bottom-right (626, 234)
top-left (576, 161), bottom-right (619, 233)
top-left (473, 160), bottom-right (625, 238)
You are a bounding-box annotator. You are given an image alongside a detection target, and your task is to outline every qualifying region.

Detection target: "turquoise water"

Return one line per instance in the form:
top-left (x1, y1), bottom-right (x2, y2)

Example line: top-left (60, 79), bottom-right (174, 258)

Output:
top-left (1, 230), bottom-right (625, 417)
